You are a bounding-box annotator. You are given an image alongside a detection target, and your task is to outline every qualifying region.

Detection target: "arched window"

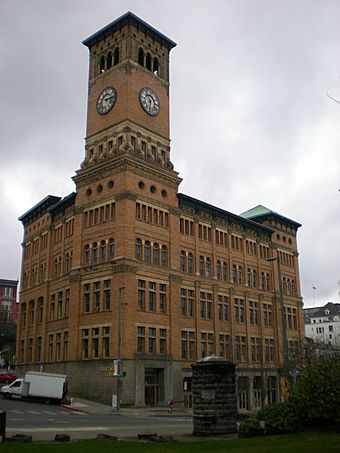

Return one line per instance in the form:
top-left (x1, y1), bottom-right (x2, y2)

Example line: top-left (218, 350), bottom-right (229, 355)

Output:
top-left (153, 57), bottom-right (159, 75)
top-left (238, 266), bottom-right (243, 285)
top-left (206, 257), bottom-right (211, 277)
top-left (54, 258), bottom-right (58, 277)
top-left (107, 52), bottom-right (113, 69)
top-left (99, 55), bottom-right (105, 73)
top-left (153, 243), bottom-right (159, 265)
top-left (180, 251), bottom-right (186, 272)
top-left (92, 242), bottom-right (98, 264)
top-left (266, 273), bottom-right (270, 291)
top-left (282, 277), bottom-right (287, 294)
top-left (109, 238), bottom-right (115, 258)
top-left (222, 262), bottom-right (227, 281)
top-left (138, 48), bottom-right (144, 66)
top-left (135, 238), bottom-right (142, 260)
top-left (188, 252), bottom-right (193, 273)
top-left (216, 260), bottom-right (222, 280)
top-left (84, 244), bottom-right (90, 264)
top-left (114, 47), bottom-right (120, 65)
top-left (287, 279), bottom-right (292, 295)
top-left (146, 53), bottom-right (152, 71)
top-left (161, 245), bottom-right (168, 267)
top-left (100, 240), bottom-right (106, 262)
top-left (144, 241), bottom-right (151, 263)
top-left (199, 256), bottom-right (204, 276)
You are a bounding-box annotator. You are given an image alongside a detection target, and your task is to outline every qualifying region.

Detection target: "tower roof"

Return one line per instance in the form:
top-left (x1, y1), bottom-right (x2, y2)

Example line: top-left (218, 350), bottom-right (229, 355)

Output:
top-left (240, 204), bottom-right (301, 229)
top-left (82, 11), bottom-right (177, 49)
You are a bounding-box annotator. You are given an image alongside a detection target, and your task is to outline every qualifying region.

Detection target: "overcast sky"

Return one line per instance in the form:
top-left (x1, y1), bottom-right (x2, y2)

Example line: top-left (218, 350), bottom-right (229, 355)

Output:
top-left (1, 0), bottom-right (339, 308)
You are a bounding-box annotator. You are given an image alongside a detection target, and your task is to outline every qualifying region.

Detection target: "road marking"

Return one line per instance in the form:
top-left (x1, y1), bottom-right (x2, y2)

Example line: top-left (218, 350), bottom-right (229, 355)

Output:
top-left (7, 427), bottom-right (110, 432)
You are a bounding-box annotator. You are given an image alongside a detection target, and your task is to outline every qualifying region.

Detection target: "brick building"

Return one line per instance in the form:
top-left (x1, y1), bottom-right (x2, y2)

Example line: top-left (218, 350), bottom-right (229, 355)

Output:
top-left (16, 12), bottom-right (304, 409)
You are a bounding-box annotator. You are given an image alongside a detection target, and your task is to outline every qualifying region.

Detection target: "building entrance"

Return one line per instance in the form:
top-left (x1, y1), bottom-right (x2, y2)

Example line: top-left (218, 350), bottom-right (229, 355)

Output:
top-left (144, 368), bottom-right (164, 406)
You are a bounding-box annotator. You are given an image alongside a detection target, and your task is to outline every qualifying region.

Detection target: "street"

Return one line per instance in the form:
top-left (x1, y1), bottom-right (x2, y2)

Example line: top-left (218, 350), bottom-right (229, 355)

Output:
top-left (0, 397), bottom-right (193, 441)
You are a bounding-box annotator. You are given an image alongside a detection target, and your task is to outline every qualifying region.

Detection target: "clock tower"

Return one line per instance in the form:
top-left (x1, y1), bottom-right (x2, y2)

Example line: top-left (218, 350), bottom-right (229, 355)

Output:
top-left (75, 12), bottom-right (179, 188)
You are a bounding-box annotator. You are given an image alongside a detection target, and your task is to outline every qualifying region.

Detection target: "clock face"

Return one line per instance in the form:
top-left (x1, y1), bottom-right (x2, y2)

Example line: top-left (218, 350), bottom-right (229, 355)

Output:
top-left (139, 87), bottom-right (160, 116)
top-left (96, 87), bottom-right (116, 114)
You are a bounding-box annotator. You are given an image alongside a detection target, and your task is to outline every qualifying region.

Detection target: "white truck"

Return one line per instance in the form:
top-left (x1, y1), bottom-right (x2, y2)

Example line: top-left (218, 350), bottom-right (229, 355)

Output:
top-left (0, 371), bottom-right (68, 404)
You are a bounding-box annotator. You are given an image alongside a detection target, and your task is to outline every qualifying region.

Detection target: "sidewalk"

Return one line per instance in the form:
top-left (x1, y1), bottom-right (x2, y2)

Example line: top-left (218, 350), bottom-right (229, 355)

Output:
top-left (63, 397), bottom-right (193, 417)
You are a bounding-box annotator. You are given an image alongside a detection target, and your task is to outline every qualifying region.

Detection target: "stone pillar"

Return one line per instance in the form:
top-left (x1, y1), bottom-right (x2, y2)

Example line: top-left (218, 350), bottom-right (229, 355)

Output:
top-left (192, 356), bottom-right (237, 435)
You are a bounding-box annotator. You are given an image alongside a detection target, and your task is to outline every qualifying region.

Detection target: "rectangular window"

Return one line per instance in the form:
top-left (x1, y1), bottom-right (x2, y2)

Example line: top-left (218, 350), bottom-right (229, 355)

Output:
top-left (50, 294), bottom-right (55, 321)
top-left (93, 281), bottom-right (100, 312)
top-left (234, 298), bottom-right (245, 323)
top-left (56, 333), bottom-right (61, 361)
top-left (249, 300), bottom-right (259, 325)
top-left (181, 330), bottom-right (195, 360)
top-left (48, 334), bottom-right (54, 361)
top-left (103, 326), bottom-right (110, 358)
top-left (57, 291), bottom-right (63, 319)
top-left (137, 326), bottom-right (145, 353)
top-left (159, 329), bottom-right (167, 353)
top-left (251, 337), bottom-right (261, 362)
top-left (263, 303), bottom-right (273, 327)
top-left (149, 282), bottom-right (156, 311)
top-left (65, 289), bottom-right (70, 317)
top-left (63, 332), bottom-right (68, 360)
top-left (83, 284), bottom-right (90, 313)
top-left (148, 327), bottom-right (156, 353)
top-left (92, 327), bottom-right (99, 358)
top-left (159, 284), bottom-right (167, 313)
top-left (138, 280), bottom-right (145, 310)
top-left (103, 280), bottom-right (111, 310)
top-left (82, 329), bottom-right (89, 359)
top-left (219, 334), bottom-right (231, 359)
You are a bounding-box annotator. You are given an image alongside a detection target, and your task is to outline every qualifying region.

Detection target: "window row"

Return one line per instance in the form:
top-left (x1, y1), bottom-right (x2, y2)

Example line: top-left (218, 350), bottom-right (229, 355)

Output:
top-left (21, 291), bottom-right (70, 325)
top-left (18, 331), bottom-right (69, 364)
top-left (83, 239), bottom-right (115, 265)
top-left (279, 251), bottom-right (295, 267)
top-left (138, 48), bottom-right (160, 76)
top-left (179, 291), bottom-right (277, 328)
top-left (136, 202), bottom-right (169, 228)
top-left (83, 280), bottom-right (111, 313)
top-left (98, 47), bottom-right (120, 74)
top-left (282, 277), bottom-right (296, 295)
top-left (136, 325), bottom-right (168, 354)
top-left (135, 239), bottom-right (168, 267)
top-left (83, 202), bottom-right (115, 227)
top-left (180, 330), bottom-right (281, 363)
top-left (82, 326), bottom-right (111, 360)
top-left (137, 280), bottom-right (167, 313)
top-left (24, 233), bottom-right (49, 259)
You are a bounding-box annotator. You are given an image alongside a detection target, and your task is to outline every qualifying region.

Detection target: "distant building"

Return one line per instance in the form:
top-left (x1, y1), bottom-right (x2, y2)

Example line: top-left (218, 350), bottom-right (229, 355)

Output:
top-left (304, 302), bottom-right (340, 345)
top-left (0, 279), bottom-right (18, 334)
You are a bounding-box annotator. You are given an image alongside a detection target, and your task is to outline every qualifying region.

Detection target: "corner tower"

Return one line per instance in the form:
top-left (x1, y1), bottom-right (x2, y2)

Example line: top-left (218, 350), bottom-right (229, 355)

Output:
top-left (75, 12), bottom-right (179, 188)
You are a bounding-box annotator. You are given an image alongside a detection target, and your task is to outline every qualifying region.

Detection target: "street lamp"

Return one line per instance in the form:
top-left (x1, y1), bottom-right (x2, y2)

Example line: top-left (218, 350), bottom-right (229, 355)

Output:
top-left (267, 256), bottom-right (289, 378)
top-left (116, 286), bottom-right (126, 413)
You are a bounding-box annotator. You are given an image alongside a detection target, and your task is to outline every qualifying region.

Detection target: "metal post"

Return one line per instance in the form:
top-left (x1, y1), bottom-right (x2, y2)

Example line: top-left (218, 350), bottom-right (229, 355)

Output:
top-left (116, 286), bottom-right (126, 413)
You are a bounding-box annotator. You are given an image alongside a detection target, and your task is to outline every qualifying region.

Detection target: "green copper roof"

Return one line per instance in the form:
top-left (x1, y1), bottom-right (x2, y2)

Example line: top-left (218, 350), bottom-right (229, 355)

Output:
top-left (240, 205), bottom-right (301, 228)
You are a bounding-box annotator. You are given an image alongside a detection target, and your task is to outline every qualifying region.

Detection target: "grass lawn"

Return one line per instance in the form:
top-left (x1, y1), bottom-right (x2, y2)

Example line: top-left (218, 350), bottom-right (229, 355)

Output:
top-left (1, 432), bottom-right (340, 453)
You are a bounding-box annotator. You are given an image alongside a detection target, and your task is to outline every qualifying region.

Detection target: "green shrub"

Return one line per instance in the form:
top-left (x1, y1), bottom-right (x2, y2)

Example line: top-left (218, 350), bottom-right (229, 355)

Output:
top-left (238, 414), bottom-right (263, 438)
top-left (239, 402), bottom-right (299, 438)
top-left (290, 356), bottom-right (340, 426)
top-left (257, 401), bottom-right (300, 435)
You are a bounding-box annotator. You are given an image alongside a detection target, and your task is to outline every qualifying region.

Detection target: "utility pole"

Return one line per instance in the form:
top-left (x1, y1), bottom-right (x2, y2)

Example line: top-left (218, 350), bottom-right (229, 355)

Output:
top-left (268, 256), bottom-right (289, 379)
top-left (116, 286), bottom-right (126, 413)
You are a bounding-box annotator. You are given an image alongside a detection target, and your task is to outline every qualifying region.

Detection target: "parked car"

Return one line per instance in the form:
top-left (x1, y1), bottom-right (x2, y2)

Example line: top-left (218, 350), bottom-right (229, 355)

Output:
top-left (0, 371), bottom-right (17, 385)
